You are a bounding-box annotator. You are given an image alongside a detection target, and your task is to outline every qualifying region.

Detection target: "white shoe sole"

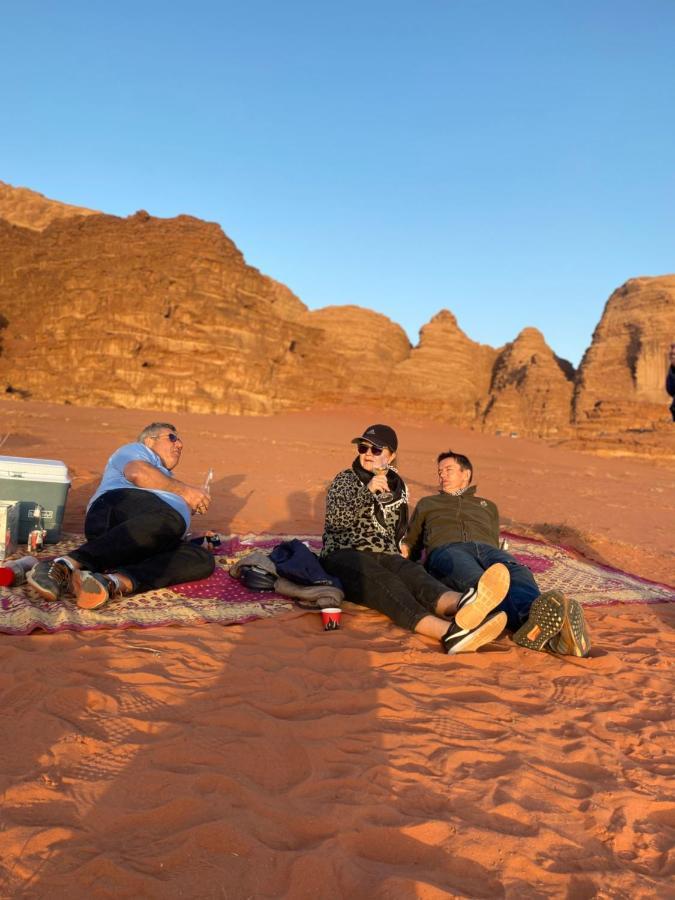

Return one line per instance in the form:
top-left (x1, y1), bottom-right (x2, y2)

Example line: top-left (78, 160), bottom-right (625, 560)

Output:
top-left (446, 611), bottom-right (508, 654)
top-left (454, 563), bottom-right (510, 631)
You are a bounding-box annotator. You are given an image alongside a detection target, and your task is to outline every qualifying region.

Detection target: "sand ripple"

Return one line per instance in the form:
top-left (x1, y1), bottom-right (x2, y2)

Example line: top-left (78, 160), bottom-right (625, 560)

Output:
top-left (0, 602), bottom-right (673, 898)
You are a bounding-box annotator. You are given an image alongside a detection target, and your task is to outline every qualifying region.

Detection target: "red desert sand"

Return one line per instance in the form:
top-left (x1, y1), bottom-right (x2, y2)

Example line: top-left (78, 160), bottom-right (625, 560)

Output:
top-left (0, 398), bottom-right (673, 898)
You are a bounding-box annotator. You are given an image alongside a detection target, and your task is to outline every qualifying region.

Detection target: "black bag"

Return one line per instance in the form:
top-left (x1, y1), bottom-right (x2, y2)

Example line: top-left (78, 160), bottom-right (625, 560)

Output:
top-left (240, 565), bottom-right (277, 592)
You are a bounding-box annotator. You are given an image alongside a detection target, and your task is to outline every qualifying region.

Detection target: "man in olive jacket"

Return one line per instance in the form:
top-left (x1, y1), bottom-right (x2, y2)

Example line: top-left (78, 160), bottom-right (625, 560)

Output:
top-left (403, 450), bottom-right (538, 631)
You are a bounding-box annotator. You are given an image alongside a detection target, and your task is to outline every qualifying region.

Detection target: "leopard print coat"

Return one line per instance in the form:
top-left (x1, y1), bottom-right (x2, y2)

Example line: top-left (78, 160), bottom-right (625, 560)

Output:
top-left (321, 467), bottom-right (409, 556)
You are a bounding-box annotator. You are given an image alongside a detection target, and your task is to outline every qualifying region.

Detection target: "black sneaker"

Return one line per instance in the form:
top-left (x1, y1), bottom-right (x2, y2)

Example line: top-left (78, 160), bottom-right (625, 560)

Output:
top-left (27, 559), bottom-right (73, 602)
top-left (442, 611), bottom-right (508, 654)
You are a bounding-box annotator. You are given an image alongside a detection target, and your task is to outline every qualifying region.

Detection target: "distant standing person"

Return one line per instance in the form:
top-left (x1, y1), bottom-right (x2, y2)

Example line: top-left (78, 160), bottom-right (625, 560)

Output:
top-left (666, 342), bottom-right (675, 421)
top-left (28, 422), bottom-right (214, 608)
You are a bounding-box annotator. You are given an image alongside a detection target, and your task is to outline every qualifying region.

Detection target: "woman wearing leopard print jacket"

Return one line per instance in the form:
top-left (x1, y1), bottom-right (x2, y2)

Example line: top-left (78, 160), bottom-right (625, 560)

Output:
top-left (320, 424), bottom-right (509, 654)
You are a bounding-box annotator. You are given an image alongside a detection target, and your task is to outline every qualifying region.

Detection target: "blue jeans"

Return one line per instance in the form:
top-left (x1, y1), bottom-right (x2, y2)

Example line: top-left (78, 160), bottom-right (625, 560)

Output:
top-left (427, 542), bottom-right (539, 631)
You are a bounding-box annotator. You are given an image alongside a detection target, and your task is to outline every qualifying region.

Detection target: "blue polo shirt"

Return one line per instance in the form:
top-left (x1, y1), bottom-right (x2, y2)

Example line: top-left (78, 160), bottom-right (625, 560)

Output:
top-left (87, 442), bottom-right (191, 529)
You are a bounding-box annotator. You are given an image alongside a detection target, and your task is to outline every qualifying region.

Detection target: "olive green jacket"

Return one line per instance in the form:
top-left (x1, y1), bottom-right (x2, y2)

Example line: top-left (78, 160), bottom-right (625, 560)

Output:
top-left (405, 486), bottom-right (500, 561)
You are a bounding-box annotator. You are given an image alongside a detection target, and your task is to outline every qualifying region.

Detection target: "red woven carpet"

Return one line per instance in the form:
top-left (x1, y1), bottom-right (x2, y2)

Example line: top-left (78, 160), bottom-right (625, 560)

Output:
top-left (1, 533), bottom-right (672, 636)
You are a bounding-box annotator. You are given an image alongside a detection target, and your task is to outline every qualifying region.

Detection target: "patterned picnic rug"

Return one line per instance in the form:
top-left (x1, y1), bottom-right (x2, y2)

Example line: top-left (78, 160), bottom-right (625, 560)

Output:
top-left (1, 532), bottom-right (673, 636)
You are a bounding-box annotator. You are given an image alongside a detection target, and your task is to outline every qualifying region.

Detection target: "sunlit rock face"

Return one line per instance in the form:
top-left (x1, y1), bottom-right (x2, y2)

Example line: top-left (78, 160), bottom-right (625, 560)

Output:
top-left (0, 211), bottom-right (314, 415)
top-left (482, 327), bottom-right (575, 438)
top-left (1, 181), bottom-right (674, 439)
top-left (388, 311), bottom-right (498, 425)
top-left (573, 277), bottom-right (675, 434)
top-left (0, 180), bottom-right (100, 230)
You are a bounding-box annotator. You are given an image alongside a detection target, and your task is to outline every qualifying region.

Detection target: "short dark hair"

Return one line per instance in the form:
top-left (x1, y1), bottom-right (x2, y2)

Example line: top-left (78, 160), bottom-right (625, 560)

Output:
top-left (436, 450), bottom-right (473, 483)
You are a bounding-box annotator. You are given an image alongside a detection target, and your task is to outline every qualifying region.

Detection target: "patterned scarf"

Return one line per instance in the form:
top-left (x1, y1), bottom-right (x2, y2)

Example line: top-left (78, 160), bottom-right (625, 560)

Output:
top-left (351, 457), bottom-right (409, 547)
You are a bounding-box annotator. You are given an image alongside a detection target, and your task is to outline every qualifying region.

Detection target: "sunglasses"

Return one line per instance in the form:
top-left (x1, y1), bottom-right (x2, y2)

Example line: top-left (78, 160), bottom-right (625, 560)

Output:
top-left (357, 443), bottom-right (384, 456)
top-left (165, 433), bottom-right (181, 443)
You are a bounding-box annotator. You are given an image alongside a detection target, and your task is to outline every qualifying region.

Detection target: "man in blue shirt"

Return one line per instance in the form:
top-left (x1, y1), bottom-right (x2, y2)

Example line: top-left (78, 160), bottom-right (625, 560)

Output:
top-left (28, 422), bottom-right (214, 609)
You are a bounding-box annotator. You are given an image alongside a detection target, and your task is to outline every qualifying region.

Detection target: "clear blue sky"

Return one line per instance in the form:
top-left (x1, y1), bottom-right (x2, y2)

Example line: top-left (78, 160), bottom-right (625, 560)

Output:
top-left (2, 0), bottom-right (674, 365)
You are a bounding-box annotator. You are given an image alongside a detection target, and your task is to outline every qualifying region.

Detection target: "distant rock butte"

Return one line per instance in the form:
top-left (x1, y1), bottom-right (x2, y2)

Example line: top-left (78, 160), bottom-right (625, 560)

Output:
top-left (389, 311), bottom-right (497, 422)
top-left (574, 277), bottom-right (675, 434)
top-left (484, 327), bottom-right (575, 438)
top-left (0, 181), bottom-right (673, 439)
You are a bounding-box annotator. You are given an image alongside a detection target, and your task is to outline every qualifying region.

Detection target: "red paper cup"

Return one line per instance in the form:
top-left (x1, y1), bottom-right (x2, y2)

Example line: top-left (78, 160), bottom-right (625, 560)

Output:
top-left (321, 607), bottom-right (342, 631)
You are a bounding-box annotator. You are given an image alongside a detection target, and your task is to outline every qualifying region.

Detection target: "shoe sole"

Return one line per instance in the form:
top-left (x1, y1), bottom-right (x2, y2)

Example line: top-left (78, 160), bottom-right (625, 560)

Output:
top-left (550, 597), bottom-right (591, 657)
top-left (446, 611), bottom-right (507, 654)
top-left (72, 570), bottom-right (109, 610)
top-left (26, 569), bottom-right (61, 602)
top-left (454, 562), bottom-right (510, 631)
top-left (512, 590), bottom-right (566, 652)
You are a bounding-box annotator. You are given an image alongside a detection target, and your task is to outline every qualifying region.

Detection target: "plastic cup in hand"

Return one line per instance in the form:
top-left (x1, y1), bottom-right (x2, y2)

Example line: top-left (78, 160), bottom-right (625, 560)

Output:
top-left (321, 607), bottom-right (342, 630)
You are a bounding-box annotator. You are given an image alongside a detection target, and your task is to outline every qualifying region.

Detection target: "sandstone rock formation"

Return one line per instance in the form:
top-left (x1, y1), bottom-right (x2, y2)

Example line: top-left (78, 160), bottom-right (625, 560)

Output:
top-left (0, 180), bottom-right (673, 442)
top-left (294, 306), bottom-right (411, 405)
top-left (0, 180), bottom-right (99, 231)
top-left (0, 211), bottom-right (315, 415)
top-left (574, 277), bottom-right (675, 434)
top-left (482, 327), bottom-right (575, 437)
top-left (389, 311), bottom-right (497, 422)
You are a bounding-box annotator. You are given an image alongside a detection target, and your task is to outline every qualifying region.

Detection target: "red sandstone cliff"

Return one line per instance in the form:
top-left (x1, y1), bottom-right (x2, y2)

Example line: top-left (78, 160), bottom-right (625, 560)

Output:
top-left (574, 277), bottom-right (675, 435)
top-left (0, 181), bottom-right (99, 230)
top-left (389, 311), bottom-right (497, 423)
top-left (0, 181), bottom-right (673, 442)
top-left (482, 327), bottom-right (575, 438)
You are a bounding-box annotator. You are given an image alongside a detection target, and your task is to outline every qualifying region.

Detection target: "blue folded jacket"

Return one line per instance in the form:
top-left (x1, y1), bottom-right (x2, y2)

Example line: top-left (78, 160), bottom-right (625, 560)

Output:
top-left (270, 539), bottom-right (343, 590)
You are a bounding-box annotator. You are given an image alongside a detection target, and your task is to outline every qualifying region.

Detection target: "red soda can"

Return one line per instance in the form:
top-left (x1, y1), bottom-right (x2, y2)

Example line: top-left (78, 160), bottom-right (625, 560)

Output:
top-left (28, 529), bottom-right (44, 553)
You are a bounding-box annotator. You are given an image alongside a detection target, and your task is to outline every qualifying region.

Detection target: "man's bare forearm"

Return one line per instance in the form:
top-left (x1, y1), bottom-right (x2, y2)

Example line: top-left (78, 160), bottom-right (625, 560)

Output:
top-left (124, 460), bottom-right (185, 494)
top-left (123, 461), bottom-right (210, 514)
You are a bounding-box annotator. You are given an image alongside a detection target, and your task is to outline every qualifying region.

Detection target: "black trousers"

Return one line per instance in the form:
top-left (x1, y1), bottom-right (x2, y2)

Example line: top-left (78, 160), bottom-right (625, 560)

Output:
top-left (69, 489), bottom-right (214, 593)
top-left (322, 549), bottom-right (448, 632)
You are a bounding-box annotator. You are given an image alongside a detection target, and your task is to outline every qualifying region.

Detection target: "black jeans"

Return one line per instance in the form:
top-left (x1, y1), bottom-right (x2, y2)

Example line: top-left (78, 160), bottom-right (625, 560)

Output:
top-left (322, 549), bottom-right (448, 632)
top-left (69, 489), bottom-right (214, 593)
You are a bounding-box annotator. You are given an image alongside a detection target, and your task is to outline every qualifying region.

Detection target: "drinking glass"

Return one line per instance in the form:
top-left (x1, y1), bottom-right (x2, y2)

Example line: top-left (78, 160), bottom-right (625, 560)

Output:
top-left (373, 458), bottom-right (393, 503)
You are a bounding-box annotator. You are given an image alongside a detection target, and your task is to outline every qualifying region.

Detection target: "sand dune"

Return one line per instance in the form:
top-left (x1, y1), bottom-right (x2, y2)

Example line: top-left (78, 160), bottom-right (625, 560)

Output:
top-left (0, 398), bottom-right (673, 897)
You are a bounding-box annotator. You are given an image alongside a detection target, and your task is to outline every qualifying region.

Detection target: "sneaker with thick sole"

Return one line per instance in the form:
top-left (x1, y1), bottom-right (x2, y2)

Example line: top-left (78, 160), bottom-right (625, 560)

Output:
top-left (72, 570), bottom-right (112, 610)
top-left (26, 559), bottom-right (73, 602)
top-left (548, 596), bottom-right (591, 658)
top-left (512, 590), bottom-right (566, 652)
top-left (442, 610), bottom-right (508, 654)
top-left (453, 562), bottom-right (510, 631)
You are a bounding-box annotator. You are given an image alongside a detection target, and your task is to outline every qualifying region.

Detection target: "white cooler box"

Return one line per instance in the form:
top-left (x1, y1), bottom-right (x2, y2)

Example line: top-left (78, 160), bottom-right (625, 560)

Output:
top-left (0, 500), bottom-right (19, 561)
top-left (0, 456), bottom-right (71, 543)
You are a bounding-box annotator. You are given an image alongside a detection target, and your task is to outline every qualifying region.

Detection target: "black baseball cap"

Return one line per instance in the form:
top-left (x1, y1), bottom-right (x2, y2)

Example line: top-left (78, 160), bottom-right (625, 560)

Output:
top-left (351, 424), bottom-right (398, 452)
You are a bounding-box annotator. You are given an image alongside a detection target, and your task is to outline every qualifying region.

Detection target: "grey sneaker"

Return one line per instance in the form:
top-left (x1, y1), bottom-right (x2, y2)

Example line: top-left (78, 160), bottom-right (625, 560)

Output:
top-left (27, 559), bottom-right (73, 602)
top-left (512, 590), bottom-right (566, 652)
top-left (72, 570), bottom-right (113, 610)
top-left (548, 597), bottom-right (591, 658)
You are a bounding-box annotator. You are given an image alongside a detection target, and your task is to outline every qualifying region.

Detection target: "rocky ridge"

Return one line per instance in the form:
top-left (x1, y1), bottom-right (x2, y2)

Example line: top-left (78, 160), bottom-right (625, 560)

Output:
top-left (0, 180), bottom-right (99, 231)
top-left (0, 182), bottom-right (673, 441)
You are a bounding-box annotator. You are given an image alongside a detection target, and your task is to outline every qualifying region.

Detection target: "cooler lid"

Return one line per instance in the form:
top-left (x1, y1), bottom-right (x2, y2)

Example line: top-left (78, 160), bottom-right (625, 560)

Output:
top-left (0, 455), bottom-right (71, 483)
